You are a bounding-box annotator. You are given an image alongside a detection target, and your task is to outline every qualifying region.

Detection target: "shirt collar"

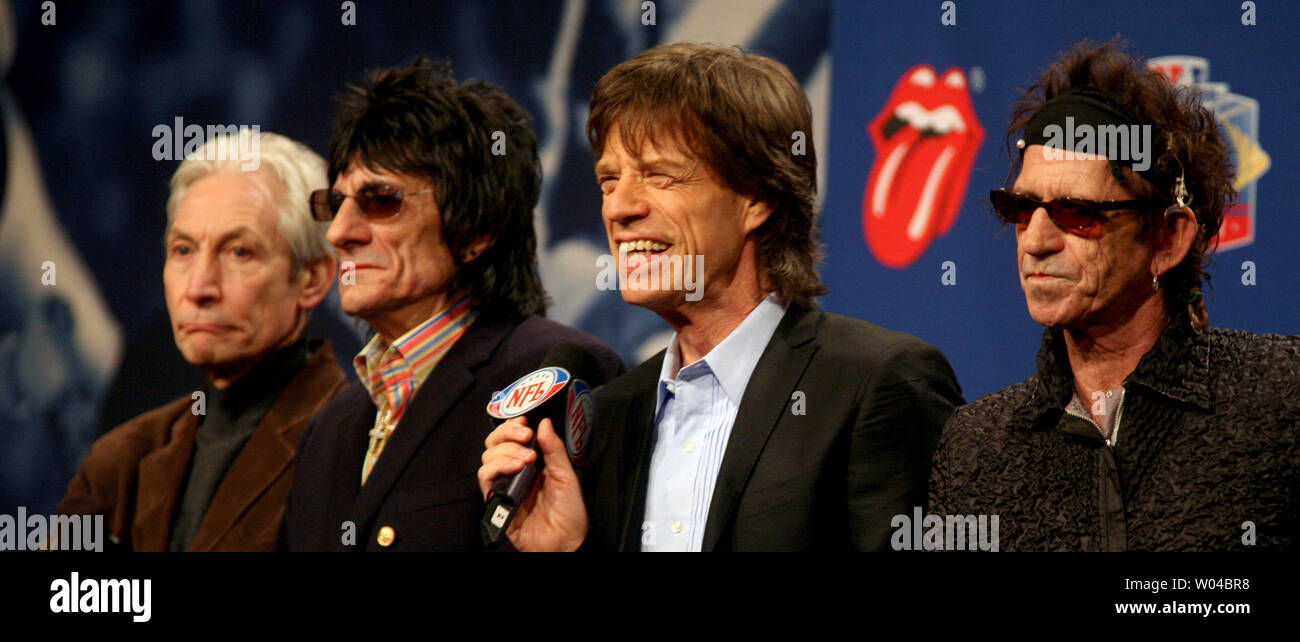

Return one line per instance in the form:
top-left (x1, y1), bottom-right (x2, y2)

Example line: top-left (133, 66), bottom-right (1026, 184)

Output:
top-left (656, 294), bottom-right (788, 413)
top-left (1018, 306), bottom-right (1213, 429)
top-left (353, 295), bottom-right (477, 403)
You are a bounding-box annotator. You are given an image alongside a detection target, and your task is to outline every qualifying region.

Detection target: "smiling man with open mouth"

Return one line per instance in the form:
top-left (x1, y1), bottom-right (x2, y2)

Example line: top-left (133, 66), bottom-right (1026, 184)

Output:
top-left (480, 42), bottom-right (964, 552)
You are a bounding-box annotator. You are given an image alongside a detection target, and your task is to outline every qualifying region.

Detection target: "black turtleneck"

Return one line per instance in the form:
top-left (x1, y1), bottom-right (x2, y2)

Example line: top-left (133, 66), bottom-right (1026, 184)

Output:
top-left (168, 338), bottom-right (309, 551)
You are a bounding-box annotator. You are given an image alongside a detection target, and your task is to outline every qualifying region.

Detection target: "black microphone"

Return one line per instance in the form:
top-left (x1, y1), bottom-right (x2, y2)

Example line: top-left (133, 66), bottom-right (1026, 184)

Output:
top-left (481, 343), bottom-right (603, 547)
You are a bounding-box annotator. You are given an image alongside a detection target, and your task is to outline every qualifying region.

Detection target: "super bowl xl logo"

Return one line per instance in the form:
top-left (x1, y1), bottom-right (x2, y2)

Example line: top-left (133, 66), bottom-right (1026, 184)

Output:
top-left (1149, 56), bottom-right (1270, 251)
top-left (863, 65), bottom-right (983, 268)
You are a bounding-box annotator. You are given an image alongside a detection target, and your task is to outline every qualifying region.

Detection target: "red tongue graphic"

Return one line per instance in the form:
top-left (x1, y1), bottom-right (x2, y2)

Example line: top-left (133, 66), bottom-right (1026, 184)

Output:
top-left (863, 64), bottom-right (983, 269)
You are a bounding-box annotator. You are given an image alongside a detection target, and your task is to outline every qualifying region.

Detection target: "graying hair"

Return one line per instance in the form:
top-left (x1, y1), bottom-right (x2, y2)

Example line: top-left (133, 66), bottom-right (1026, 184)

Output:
top-left (166, 129), bottom-right (333, 273)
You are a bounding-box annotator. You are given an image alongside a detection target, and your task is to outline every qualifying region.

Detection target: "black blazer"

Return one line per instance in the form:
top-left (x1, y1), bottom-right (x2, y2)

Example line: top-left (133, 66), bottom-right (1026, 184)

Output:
top-left (283, 314), bottom-right (624, 551)
top-left (580, 304), bottom-right (963, 551)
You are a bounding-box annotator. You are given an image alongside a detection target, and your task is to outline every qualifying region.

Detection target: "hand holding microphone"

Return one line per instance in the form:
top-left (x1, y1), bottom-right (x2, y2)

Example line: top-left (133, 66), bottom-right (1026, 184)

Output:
top-left (477, 343), bottom-right (605, 551)
top-left (478, 415), bottom-right (586, 551)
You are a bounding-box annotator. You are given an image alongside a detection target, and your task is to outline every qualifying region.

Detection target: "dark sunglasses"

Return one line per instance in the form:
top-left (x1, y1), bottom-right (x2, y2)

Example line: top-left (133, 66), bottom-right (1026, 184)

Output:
top-left (310, 185), bottom-right (433, 222)
top-left (989, 188), bottom-right (1158, 230)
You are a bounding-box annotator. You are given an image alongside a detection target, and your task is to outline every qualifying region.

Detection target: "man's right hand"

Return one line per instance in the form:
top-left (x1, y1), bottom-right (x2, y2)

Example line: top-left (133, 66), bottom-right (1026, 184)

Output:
top-left (478, 416), bottom-right (587, 552)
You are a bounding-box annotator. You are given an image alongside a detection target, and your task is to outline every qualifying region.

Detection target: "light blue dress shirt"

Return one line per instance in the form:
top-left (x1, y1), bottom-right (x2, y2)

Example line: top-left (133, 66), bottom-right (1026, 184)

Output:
top-left (641, 294), bottom-right (788, 552)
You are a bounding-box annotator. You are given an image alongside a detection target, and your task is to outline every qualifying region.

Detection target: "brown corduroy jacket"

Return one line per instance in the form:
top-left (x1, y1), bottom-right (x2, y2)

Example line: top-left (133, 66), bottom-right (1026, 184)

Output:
top-left (57, 341), bottom-right (348, 551)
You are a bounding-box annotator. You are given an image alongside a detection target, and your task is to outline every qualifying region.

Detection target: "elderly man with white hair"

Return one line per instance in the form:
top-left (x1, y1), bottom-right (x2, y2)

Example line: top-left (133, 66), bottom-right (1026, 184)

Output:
top-left (57, 130), bottom-right (349, 551)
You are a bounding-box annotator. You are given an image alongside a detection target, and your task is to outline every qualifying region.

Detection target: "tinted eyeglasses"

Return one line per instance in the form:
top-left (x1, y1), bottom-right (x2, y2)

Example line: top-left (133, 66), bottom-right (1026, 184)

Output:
top-left (989, 188), bottom-right (1157, 230)
top-left (309, 185), bottom-right (433, 222)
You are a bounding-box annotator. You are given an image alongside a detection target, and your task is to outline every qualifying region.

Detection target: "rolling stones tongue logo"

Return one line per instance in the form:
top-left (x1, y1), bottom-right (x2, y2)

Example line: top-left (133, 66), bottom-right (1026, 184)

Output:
top-left (863, 65), bottom-right (983, 268)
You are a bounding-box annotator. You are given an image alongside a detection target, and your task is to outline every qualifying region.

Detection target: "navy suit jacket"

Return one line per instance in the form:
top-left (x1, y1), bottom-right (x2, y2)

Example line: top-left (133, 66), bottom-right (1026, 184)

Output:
top-left (283, 313), bottom-right (624, 551)
top-left (580, 304), bottom-right (963, 551)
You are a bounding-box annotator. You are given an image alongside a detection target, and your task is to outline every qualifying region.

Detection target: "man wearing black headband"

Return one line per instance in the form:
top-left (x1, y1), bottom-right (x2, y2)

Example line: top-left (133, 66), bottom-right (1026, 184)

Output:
top-left (928, 42), bottom-right (1299, 551)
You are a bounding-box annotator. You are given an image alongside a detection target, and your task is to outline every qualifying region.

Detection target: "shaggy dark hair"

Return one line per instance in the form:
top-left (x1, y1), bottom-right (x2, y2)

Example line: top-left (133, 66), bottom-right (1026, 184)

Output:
top-left (1007, 40), bottom-right (1236, 330)
top-left (329, 57), bottom-right (547, 318)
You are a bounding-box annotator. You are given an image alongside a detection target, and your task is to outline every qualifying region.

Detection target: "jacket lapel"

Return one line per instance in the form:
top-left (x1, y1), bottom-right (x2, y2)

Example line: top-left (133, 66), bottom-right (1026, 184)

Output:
top-left (133, 407), bottom-right (201, 552)
top-left (700, 305), bottom-right (820, 551)
top-left (614, 355), bottom-right (663, 552)
top-left (346, 316), bottom-right (516, 527)
top-left (189, 342), bottom-right (347, 552)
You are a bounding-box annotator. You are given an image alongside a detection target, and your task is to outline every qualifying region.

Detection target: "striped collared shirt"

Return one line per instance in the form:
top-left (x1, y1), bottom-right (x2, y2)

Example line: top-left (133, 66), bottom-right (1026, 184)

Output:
top-left (354, 295), bottom-right (478, 484)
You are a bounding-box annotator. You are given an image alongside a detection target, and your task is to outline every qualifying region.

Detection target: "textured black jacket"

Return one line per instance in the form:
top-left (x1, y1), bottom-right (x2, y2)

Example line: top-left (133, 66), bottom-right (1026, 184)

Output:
top-left (930, 312), bottom-right (1299, 551)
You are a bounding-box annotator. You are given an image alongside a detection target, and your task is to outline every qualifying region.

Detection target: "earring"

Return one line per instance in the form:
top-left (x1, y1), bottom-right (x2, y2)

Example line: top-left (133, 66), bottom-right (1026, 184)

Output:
top-left (1151, 273), bottom-right (1160, 292)
top-left (1162, 134), bottom-right (1192, 216)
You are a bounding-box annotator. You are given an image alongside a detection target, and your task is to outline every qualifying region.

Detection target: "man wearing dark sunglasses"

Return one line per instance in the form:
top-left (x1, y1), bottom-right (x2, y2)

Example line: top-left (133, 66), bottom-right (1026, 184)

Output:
top-left (929, 41), bottom-right (1299, 551)
top-left (282, 59), bottom-right (624, 551)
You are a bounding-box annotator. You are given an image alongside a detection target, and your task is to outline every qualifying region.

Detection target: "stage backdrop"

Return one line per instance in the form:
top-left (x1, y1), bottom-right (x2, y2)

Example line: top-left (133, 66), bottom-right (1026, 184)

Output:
top-left (822, 0), bottom-right (1296, 405)
top-left (1, 0), bottom-right (1294, 517)
top-left (0, 0), bottom-right (830, 517)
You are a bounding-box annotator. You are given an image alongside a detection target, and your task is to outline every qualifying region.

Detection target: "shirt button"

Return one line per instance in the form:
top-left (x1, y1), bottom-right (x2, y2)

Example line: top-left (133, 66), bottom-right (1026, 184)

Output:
top-left (683, 441), bottom-right (695, 453)
top-left (666, 382), bottom-right (676, 394)
top-left (377, 526), bottom-right (396, 547)
top-left (671, 521), bottom-right (683, 534)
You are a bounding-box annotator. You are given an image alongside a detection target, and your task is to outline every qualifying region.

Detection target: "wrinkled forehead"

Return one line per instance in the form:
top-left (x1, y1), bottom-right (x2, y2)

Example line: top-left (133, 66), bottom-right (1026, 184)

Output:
top-left (174, 170), bottom-right (281, 224)
top-left (1013, 145), bottom-right (1133, 201)
top-left (596, 130), bottom-right (717, 191)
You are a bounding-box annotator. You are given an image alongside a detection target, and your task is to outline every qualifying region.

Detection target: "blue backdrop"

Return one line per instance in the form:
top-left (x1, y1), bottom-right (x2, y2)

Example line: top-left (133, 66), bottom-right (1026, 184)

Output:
top-left (1, 0), bottom-right (1293, 517)
top-left (824, 0), bottom-right (1297, 400)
